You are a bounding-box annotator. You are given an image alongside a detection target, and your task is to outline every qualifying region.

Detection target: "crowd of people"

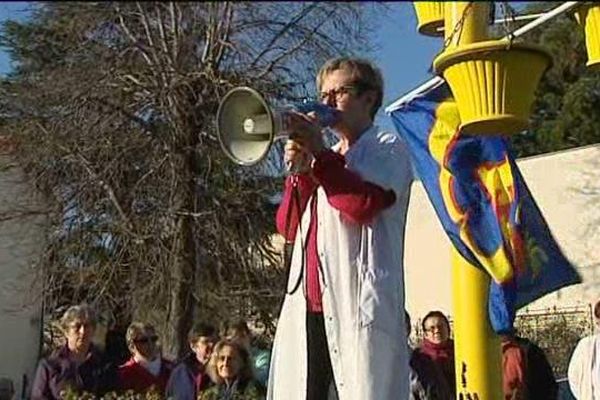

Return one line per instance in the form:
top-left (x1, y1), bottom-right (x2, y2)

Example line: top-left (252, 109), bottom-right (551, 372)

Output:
top-left (20, 302), bottom-right (577, 400)
top-left (29, 304), bottom-right (270, 400)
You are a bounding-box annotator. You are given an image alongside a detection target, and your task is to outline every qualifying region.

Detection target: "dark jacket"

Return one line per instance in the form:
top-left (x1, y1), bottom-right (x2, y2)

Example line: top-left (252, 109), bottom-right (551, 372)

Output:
top-left (413, 339), bottom-right (455, 399)
top-left (516, 337), bottom-right (558, 400)
top-left (409, 349), bottom-right (454, 400)
top-left (166, 353), bottom-right (213, 400)
top-left (31, 344), bottom-right (118, 400)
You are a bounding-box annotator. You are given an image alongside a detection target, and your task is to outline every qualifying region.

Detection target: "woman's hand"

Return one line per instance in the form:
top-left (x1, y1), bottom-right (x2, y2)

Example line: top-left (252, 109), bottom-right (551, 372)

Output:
top-left (283, 139), bottom-right (312, 173)
top-left (285, 111), bottom-right (325, 156)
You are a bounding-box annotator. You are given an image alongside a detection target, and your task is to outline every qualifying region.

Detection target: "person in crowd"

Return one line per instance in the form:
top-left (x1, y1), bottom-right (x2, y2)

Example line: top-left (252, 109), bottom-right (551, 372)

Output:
top-left (104, 322), bottom-right (130, 367)
top-left (166, 321), bottom-right (219, 399)
top-left (568, 299), bottom-right (600, 399)
top-left (31, 304), bottom-right (118, 399)
top-left (199, 339), bottom-right (264, 400)
top-left (413, 311), bottom-right (455, 398)
top-left (226, 320), bottom-right (271, 388)
top-left (268, 56), bottom-right (413, 400)
top-left (118, 321), bottom-right (173, 395)
top-left (501, 329), bottom-right (558, 400)
top-left (512, 331), bottom-right (557, 400)
top-left (406, 311), bottom-right (454, 400)
top-left (501, 332), bottom-right (527, 400)
top-left (0, 378), bottom-right (14, 400)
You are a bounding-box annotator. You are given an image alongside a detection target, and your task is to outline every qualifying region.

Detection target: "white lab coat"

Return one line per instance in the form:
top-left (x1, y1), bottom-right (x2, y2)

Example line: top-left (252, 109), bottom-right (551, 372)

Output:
top-left (267, 125), bottom-right (413, 400)
top-left (568, 333), bottom-right (600, 400)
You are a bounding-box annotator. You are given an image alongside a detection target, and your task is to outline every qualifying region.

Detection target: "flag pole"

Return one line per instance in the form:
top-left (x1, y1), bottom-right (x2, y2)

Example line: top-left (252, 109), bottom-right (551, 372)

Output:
top-left (443, 3), bottom-right (503, 399)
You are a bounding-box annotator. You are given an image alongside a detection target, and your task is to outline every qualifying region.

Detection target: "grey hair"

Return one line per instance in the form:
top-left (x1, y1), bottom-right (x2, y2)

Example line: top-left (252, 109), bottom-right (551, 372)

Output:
top-left (59, 304), bottom-right (97, 331)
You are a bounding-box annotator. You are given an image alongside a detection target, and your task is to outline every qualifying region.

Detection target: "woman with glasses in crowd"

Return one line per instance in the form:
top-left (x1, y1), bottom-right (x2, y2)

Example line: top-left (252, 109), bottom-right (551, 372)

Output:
top-left (117, 321), bottom-right (173, 396)
top-left (31, 304), bottom-right (118, 399)
top-left (412, 311), bottom-right (455, 399)
top-left (199, 339), bottom-right (265, 400)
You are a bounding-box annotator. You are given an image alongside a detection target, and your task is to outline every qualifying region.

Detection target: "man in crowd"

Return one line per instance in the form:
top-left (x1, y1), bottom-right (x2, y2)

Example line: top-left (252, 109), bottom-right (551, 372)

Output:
top-left (268, 57), bottom-right (413, 400)
top-left (31, 304), bottom-right (118, 399)
top-left (503, 330), bottom-right (557, 400)
top-left (166, 322), bottom-right (219, 399)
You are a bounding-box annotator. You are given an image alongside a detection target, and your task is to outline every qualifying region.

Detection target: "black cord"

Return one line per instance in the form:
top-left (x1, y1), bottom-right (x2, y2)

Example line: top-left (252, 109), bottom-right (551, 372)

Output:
top-left (285, 179), bottom-right (305, 296)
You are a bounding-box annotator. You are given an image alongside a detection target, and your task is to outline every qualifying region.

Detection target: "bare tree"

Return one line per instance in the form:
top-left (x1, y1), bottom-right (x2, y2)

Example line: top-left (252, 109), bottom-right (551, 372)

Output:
top-left (0, 1), bottom-right (382, 356)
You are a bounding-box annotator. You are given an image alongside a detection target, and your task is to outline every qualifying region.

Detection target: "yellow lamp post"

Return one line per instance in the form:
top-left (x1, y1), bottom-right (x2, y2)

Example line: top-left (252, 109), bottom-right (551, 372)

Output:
top-left (442, 3), bottom-right (504, 399)
top-left (575, 3), bottom-right (600, 70)
top-left (412, 2), bottom-right (445, 37)
top-left (434, 4), bottom-right (551, 136)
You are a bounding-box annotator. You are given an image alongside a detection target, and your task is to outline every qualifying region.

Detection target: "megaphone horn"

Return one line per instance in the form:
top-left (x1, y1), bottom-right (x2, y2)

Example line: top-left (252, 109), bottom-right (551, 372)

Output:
top-left (216, 86), bottom-right (341, 166)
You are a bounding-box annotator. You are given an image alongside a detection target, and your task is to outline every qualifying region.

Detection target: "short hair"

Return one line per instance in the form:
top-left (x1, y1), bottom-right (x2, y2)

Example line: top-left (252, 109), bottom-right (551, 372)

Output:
top-left (125, 322), bottom-right (156, 348)
top-left (422, 310), bottom-right (450, 332)
top-left (60, 304), bottom-right (97, 332)
top-left (188, 322), bottom-right (218, 343)
top-left (405, 310), bottom-right (411, 337)
top-left (594, 300), bottom-right (600, 320)
top-left (316, 57), bottom-right (384, 120)
top-left (206, 339), bottom-right (254, 385)
top-left (226, 320), bottom-right (251, 339)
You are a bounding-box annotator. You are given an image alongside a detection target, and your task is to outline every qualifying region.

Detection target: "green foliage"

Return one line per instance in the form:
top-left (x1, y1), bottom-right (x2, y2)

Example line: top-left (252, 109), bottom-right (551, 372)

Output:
top-left (198, 381), bottom-right (264, 400)
top-left (510, 2), bottom-right (600, 157)
top-left (61, 387), bottom-right (162, 400)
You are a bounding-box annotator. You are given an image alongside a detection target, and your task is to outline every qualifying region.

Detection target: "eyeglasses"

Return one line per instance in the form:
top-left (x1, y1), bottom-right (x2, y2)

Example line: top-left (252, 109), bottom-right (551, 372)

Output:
top-left (318, 84), bottom-right (367, 103)
top-left (134, 335), bottom-right (159, 345)
top-left (424, 325), bottom-right (446, 333)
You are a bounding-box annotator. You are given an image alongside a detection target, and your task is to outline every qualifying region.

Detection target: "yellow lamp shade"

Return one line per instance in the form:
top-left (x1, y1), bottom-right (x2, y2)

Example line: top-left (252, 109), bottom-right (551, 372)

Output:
top-left (575, 3), bottom-right (600, 70)
top-left (413, 2), bottom-right (444, 37)
top-left (433, 40), bottom-right (552, 136)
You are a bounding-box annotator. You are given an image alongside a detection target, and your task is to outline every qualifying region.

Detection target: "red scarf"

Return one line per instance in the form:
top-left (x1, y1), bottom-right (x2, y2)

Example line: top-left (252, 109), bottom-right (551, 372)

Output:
top-left (419, 338), bottom-right (456, 392)
top-left (419, 338), bottom-right (454, 363)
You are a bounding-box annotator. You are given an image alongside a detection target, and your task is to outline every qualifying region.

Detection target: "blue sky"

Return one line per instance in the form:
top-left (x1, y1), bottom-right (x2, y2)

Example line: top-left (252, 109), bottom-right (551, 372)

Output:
top-left (0, 1), bottom-right (534, 132)
top-left (0, 3), bottom-right (441, 105)
top-left (0, 2), bottom-right (30, 73)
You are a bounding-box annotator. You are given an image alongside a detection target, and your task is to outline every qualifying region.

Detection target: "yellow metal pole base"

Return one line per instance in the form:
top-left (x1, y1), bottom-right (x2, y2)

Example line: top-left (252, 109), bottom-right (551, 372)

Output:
top-left (444, 3), bottom-right (503, 399)
top-left (452, 247), bottom-right (503, 400)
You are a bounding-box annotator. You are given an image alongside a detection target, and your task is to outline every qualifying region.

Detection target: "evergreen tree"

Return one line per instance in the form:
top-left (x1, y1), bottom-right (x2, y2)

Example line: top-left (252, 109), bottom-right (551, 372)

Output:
top-left (510, 2), bottom-right (600, 157)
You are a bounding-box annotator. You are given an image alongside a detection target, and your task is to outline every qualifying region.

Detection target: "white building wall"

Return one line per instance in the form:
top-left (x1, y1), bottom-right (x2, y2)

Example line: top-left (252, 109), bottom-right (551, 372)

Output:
top-left (0, 143), bottom-right (44, 399)
top-left (404, 144), bottom-right (600, 322)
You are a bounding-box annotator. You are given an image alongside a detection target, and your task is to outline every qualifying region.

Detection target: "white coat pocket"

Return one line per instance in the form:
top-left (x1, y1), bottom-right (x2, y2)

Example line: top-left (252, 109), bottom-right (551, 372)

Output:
top-left (358, 268), bottom-right (400, 337)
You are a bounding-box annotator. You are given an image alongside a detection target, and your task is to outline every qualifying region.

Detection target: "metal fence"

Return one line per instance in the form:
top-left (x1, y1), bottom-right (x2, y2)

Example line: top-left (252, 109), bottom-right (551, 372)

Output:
top-left (515, 304), bottom-right (593, 379)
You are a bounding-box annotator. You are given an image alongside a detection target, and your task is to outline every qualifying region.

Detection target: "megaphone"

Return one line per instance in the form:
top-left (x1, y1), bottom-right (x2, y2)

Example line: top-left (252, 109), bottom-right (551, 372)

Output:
top-left (216, 86), bottom-right (341, 166)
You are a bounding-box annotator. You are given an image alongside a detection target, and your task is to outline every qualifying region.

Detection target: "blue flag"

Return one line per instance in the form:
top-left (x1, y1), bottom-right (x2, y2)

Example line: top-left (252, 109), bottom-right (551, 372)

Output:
top-left (389, 81), bottom-right (581, 333)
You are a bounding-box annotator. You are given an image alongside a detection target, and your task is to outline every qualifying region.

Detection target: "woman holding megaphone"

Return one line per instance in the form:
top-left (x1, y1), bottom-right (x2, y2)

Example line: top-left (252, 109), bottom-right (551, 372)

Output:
top-left (268, 57), bottom-right (414, 400)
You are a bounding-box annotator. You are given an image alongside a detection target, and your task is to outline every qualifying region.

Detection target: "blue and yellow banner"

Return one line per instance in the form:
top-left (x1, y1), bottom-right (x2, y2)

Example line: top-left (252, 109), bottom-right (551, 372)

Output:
top-left (390, 81), bottom-right (581, 333)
